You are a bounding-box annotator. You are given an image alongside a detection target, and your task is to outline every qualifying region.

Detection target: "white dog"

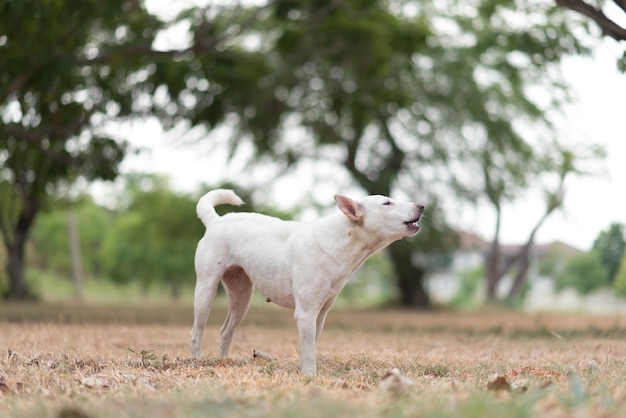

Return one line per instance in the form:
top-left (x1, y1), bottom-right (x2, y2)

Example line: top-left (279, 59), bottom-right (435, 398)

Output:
top-left (190, 189), bottom-right (424, 376)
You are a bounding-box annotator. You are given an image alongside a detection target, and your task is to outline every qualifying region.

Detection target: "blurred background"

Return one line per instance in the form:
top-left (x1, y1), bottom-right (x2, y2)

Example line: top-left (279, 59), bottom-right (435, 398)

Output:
top-left (1, 0), bottom-right (626, 313)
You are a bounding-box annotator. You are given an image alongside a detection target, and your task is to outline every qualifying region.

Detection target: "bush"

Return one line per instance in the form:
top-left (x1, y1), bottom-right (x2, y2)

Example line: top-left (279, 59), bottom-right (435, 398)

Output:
top-left (555, 251), bottom-right (609, 295)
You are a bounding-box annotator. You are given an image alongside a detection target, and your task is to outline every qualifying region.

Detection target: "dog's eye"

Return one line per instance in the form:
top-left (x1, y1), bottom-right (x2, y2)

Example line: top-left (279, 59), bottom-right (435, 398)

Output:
top-left (382, 201), bottom-right (392, 206)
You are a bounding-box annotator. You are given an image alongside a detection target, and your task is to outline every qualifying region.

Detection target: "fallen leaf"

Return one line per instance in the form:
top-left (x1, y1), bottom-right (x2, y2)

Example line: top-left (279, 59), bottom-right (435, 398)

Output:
top-left (487, 375), bottom-right (511, 392)
top-left (0, 379), bottom-right (14, 395)
top-left (57, 406), bottom-right (92, 418)
top-left (330, 378), bottom-right (349, 389)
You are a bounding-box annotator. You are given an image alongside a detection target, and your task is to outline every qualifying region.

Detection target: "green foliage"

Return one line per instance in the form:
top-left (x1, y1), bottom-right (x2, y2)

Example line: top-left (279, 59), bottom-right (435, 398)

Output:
top-left (451, 266), bottom-right (485, 307)
top-left (100, 175), bottom-right (201, 297)
top-left (612, 255), bottom-right (626, 297)
top-left (24, 267), bottom-right (195, 304)
top-left (0, 0), bottom-right (160, 199)
top-left (30, 197), bottom-right (111, 278)
top-left (592, 223), bottom-right (626, 283)
top-left (537, 245), bottom-right (581, 279)
top-left (537, 248), bottom-right (562, 277)
top-left (550, 224), bottom-right (625, 297)
top-left (555, 251), bottom-right (609, 295)
top-left (100, 212), bottom-right (145, 284)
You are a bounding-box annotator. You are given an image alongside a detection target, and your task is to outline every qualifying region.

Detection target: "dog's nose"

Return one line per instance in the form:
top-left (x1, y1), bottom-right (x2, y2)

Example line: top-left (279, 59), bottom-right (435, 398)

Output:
top-left (417, 204), bottom-right (425, 212)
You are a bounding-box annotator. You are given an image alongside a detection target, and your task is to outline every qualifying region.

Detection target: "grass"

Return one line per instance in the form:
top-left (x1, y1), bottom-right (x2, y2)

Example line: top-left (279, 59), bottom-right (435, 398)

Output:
top-left (25, 269), bottom-right (196, 305)
top-left (2, 302), bottom-right (626, 417)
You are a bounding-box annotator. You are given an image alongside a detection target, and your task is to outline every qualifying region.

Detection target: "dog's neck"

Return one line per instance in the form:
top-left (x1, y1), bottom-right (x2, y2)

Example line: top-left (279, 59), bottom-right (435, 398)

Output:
top-left (313, 213), bottom-right (393, 272)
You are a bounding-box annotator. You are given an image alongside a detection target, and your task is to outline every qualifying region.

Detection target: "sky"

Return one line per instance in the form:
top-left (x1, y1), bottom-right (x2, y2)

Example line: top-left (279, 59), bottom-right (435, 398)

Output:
top-left (103, 12), bottom-right (626, 252)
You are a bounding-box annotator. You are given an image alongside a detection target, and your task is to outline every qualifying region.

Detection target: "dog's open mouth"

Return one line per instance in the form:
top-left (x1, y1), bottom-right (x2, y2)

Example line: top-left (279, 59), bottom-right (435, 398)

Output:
top-left (404, 217), bottom-right (421, 232)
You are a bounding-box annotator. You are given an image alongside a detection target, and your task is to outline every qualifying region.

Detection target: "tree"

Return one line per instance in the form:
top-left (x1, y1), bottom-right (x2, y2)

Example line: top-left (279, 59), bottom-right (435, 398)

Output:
top-left (592, 223), bottom-right (626, 283)
top-left (166, 0), bottom-right (592, 306)
top-left (100, 175), bottom-right (201, 298)
top-left (0, 0), bottom-right (273, 298)
top-left (0, 1), bottom-right (156, 298)
top-left (29, 196), bottom-right (111, 282)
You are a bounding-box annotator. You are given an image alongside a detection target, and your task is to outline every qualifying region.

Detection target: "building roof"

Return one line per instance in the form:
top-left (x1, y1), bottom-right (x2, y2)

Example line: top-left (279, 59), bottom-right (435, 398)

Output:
top-left (455, 230), bottom-right (583, 258)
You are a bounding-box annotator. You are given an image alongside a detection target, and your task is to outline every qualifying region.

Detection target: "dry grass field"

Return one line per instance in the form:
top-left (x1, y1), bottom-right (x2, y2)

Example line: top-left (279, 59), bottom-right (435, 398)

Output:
top-left (2, 302), bottom-right (626, 417)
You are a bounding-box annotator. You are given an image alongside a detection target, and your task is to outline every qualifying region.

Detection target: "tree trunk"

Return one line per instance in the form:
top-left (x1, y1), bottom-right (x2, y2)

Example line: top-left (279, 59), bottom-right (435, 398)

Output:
top-left (5, 194), bottom-right (39, 300)
top-left (487, 171), bottom-right (566, 303)
top-left (507, 245), bottom-right (531, 299)
top-left (505, 210), bottom-right (551, 300)
top-left (67, 207), bottom-right (84, 299)
top-left (388, 242), bottom-right (430, 308)
top-left (486, 207), bottom-right (502, 301)
top-left (343, 119), bottom-right (429, 308)
top-left (7, 240), bottom-right (28, 299)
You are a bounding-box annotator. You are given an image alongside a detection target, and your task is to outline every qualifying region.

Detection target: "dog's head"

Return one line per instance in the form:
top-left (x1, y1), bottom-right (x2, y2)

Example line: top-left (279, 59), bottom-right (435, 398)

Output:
top-left (334, 194), bottom-right (424, 239)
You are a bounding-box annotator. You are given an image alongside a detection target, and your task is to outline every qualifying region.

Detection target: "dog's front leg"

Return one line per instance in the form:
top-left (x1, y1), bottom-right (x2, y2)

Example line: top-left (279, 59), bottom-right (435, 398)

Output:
top-left (294, 306), bottom-right (318, 377)
top-left (315, 296), bottom-right (337, 342)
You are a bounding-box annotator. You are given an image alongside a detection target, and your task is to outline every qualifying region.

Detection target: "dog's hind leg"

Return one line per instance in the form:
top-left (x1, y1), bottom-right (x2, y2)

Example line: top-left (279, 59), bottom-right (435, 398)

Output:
top-left (190, 269), bottom-right (222, 358)
top-left (219, 267), bottom-right (254, 358)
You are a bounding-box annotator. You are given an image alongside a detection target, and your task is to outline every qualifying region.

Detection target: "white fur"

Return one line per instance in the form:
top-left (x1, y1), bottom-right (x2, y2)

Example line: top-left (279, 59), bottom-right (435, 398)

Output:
top-left (190, 189), bottom-right (424, 376)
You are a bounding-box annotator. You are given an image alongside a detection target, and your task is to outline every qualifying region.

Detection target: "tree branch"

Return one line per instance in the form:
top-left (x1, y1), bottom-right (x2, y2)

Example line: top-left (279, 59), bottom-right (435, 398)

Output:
top-left (309, 0), bottom-right (344, 22)
top-left (4, 120), bottom-right (92, 167)
top-left (1, 71), bottom-right (30, 99)
top-left (556, 0), bottom-right (626, 41)
top-left (379, 117), bottom-right (405, 174)
top-left (0, 205), bottom-right (12, 250)
top-left (343, 127), bottom-right (371, 191)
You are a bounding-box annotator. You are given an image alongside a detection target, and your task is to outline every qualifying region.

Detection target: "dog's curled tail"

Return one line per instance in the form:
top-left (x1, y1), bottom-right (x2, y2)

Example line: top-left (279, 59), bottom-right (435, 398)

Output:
top-left (196, 189), bottom-right (244, 227)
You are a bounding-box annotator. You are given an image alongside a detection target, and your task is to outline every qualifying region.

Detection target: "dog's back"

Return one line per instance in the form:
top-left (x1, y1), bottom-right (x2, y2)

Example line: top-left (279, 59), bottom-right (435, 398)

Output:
top-left (195, 190), bottom-right (302, 272)
top-left (196, 189), bottom-right (300, 238)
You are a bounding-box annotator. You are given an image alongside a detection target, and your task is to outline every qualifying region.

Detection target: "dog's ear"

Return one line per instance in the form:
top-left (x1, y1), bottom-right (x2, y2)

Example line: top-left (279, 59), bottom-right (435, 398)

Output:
top-left (334, 195), bottom-right (365, 222)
